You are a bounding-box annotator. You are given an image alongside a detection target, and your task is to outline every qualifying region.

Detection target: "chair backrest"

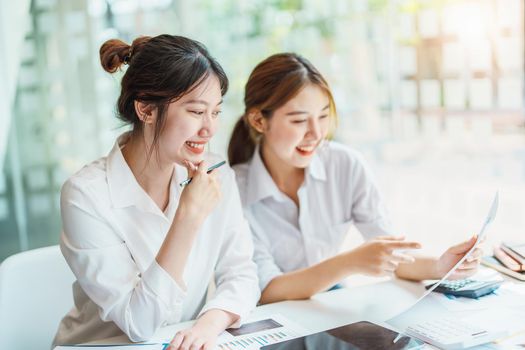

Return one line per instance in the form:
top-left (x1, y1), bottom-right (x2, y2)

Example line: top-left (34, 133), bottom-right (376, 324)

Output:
top-left (0, 245), bottom-right (75, 350)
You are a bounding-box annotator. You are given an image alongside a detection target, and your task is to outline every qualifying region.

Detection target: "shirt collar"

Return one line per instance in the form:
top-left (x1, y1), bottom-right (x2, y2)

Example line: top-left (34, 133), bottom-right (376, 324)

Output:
top-left (106, 132), bottom-right (182, 216)
top-left (245, 144), bottom-right (327, 206)
top-left (106, 132), bottom-right (139, 209)
top-left (308, 149), bottom-right (327, 182)
top-left (245, 145), bottom-right (286, 206)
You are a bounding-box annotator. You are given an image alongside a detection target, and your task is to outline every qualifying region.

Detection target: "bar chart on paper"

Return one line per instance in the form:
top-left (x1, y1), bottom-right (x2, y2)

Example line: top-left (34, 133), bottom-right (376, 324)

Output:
top-left (215, 314), bottom-right (307, 350)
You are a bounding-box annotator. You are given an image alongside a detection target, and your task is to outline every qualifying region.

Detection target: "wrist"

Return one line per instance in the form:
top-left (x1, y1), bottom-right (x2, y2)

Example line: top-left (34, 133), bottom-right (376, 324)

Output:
top-left (175, 203), bottom-right (206, 226)
top-left (195, 309), bottom-right (236, 335)
top-left (433, 257), bottom-right (445, 279)
top-left (336, 251), bottom-right (359, 275)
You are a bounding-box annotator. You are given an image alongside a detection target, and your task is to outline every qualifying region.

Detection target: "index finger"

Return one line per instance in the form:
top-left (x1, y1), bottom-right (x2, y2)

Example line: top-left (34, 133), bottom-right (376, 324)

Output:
top-left (182, 160), bottom-right (198, 178)
top-left (384, 241), bottom-right (422, 250)
top-left (196, 160), bottom-right (209, 176)
top-left (169, 332), bottom-right (184, 350)
top-left (375, 235), bottom-right (405, 241)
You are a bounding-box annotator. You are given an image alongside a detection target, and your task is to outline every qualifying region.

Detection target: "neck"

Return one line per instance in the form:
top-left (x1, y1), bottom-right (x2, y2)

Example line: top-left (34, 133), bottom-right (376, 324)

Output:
top-left (121, 134), bottom-right (174, 207)
top-left (260, 142), bottom-right (304, 198)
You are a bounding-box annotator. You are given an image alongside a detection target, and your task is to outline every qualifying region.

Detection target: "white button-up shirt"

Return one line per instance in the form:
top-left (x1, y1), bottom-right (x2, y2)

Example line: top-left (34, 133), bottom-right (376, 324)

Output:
top-left (233, 142), bottom-right (393, 291)
top-left (54, 133), bottom-right (259, 345)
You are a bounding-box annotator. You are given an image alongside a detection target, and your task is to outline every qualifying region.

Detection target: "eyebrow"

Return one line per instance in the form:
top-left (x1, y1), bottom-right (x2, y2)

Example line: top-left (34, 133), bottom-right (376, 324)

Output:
top-left (285, 103), bottom-right (330, 116)
top-left (183, 99), bottom-right (223, 106)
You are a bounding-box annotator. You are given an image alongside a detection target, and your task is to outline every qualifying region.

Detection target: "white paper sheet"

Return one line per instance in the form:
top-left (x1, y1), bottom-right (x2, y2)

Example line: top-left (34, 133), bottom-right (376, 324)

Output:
top-left (214, 314), bottom-right (307, 350)
top-left (412, 192), bottom-right (499, 307)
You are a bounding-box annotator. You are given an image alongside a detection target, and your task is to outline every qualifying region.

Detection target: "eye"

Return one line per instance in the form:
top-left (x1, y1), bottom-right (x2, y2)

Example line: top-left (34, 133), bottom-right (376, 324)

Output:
top-left (212, 110), bottom-right (222, 118)
top-left (190, 110), bottom-right (205, 116)
top-left (319, 114), bottom-right (329, 120)
top-left (292, 119), bottom-right (307, 124)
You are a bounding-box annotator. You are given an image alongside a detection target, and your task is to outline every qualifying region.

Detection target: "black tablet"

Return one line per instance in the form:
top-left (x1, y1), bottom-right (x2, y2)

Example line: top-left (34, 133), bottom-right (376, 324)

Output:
top-left (260, 321), bottom-right (424, 350)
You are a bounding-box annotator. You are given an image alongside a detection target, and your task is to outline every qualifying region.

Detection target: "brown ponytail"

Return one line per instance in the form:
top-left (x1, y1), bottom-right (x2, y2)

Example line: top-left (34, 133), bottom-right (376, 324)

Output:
top-left (228, 53), bottom-right (337, 167)
top-left (228, 116), bottom-right (256, 167)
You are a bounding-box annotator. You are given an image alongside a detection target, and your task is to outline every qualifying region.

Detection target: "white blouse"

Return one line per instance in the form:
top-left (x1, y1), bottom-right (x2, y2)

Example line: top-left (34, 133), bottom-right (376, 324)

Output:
top-left (233, 142), bottom-right (393, 291)
top-left (53, 133), bottom-right (259, 345)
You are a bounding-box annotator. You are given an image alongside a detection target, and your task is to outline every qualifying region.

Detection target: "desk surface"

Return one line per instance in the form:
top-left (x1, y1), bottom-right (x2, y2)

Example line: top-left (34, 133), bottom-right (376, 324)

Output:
top-left (89, 269), bottom-right (525, 349)
top-left (92, 275), bottom-right (426, 345)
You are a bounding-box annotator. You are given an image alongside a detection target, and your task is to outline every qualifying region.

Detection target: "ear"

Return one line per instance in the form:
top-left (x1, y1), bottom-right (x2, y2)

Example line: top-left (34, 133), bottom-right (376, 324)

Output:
top-left (247, 110), bottom-right (267, 133)
top-left (134, 100), bottom-right (156, 125)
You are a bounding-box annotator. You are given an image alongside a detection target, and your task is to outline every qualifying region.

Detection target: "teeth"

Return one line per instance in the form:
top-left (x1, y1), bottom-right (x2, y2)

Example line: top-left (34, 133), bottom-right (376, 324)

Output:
top-left (297, 145), bottom-right (315, 152)
top-left (186, 141), bottom-right (205, 149)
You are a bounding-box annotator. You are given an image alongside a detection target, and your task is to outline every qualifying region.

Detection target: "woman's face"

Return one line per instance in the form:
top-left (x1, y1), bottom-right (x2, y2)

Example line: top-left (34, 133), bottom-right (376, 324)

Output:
top-left (261, 84), bottom-right (331, 169)
top-left (155, 75), bottom-right (223, 166)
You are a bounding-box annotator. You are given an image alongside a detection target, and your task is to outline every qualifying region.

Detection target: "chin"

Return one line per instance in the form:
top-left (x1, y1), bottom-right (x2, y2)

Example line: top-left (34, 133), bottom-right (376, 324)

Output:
top-left (172, 152), bottom-right (199, 166)
top-left (184, 153), bottom-right (205, 164)
top-left (290, 158), bottom-right (312, 169)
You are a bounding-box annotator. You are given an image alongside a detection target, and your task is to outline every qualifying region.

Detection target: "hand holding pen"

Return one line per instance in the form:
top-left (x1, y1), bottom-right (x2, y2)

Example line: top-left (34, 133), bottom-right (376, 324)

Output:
top-left (180, 160), bottom-right (226, 187)
top-left (177, 160), bottom-right (224, 221)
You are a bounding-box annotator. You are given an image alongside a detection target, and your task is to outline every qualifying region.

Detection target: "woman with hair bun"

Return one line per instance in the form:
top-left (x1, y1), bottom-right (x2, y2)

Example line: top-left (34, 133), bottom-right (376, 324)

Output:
top-left (228, 53), bottom-right (482, 304)
top-left (53, 35), bottom-right (259, 350)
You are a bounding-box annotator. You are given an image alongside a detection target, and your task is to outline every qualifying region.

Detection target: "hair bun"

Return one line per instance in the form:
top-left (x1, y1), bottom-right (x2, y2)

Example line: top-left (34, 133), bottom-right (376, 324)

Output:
top-left (100, 39), bottom-right (131, 73)
top-left (99, 37), bottom-right (152, 73)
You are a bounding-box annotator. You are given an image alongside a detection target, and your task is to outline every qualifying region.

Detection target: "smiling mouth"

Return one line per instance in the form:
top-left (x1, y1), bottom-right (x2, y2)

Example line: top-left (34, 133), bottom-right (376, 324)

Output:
top-left (296, 144), bottom-right (316, 156)
top-left (185, 141), bottom-right (206, 154)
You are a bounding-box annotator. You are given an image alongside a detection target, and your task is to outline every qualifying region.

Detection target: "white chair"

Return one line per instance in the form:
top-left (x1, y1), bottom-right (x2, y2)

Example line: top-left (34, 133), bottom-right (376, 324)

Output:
top-left (0, 245), bottom-right (75, 350)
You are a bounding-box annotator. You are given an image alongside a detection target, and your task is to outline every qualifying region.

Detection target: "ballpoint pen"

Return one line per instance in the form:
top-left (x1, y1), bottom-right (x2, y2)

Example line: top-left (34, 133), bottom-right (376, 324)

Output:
top-left (179, 160), bottom-right (226, 187)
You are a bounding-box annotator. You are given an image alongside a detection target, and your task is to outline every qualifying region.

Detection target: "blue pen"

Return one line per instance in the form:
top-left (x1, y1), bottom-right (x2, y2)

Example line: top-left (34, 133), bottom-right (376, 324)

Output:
top-left (179, 160), bottom-right (226, 187)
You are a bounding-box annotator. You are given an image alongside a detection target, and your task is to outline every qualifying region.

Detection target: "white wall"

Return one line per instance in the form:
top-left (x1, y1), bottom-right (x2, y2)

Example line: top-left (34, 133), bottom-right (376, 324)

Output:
top-left (0, 0), bottom-right (31, 172)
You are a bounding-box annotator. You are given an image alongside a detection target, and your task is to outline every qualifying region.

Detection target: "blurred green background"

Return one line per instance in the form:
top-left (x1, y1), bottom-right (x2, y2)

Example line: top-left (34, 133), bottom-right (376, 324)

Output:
top-left (1, 0), bottom-right (524, 260)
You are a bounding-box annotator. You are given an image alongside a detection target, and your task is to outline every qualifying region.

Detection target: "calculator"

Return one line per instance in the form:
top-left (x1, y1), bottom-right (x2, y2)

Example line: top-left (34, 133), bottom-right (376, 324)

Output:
top-left (425, 279), bottom-right (503, 298)
top-left (405, 316), bottom-right (507, 349)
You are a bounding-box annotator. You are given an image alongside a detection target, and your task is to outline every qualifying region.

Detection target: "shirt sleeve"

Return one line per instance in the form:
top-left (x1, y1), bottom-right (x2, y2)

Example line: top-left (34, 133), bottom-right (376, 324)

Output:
top-left (348, 152), bottom-right (395, 239)
top-left (246, 211), bottom-right (284, 292)
top-left (60, 180), bottom-right (186, 342)
top-left (198, 169), bottom-right (260, 324)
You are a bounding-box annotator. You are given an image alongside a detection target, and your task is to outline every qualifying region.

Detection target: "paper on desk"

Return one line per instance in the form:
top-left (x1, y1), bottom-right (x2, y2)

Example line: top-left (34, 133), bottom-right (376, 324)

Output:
top-left (493, 329), bottom-right (525, 348)
top-left (388, 296), bottom-right (525, 340)
top-left (411, 192), bottom-right (499, 308)
top-left (214, 314), bottom-right (307, 350)
top-left (154, 314), bottom-right (307, 350)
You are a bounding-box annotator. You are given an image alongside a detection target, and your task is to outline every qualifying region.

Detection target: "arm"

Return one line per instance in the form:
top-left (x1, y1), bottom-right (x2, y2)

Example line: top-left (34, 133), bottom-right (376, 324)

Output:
top-left (199, 169), bottom-right (259, 320)
top-left (347, 151), bottom-right (393, 239)
top-left (260, 253), bottom-right (354, 304)
top-left (157, 160), bottom-right (221, 288)
top-left (260, 237), bottom-right (421, 304)
top-left (395, 236), bottom-right (482, 281)
top-left (61, 161), bottom-right (220, 342)
top-left (167, 168), bottom-right (259, 349)
top-left (395, 255), bottom-right (441, 281)
top-left (61, 182), bottom-right (187, 342)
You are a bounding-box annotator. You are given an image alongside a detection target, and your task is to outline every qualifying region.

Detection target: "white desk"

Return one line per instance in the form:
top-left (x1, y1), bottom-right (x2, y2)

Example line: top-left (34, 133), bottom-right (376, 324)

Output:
top-left (87, 270), bottom-right (525, 349)
top-left (91, 276), bottom-right (426, 345)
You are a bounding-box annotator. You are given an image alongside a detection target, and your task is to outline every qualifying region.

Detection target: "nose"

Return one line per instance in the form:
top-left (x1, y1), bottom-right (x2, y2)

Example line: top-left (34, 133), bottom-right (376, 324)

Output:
top-left (306, 118), bottom-right (322, 140)
top-left (198, 113), bottom-right (216, 138)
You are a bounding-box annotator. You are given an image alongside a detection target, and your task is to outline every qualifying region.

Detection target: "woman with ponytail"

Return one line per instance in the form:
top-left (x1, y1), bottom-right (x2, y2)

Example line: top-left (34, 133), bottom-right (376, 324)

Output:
top-left (228, 53), bottom-right (482, 304)
top-left (53, 35), bottom-right (259, 349)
